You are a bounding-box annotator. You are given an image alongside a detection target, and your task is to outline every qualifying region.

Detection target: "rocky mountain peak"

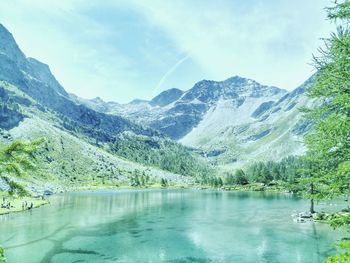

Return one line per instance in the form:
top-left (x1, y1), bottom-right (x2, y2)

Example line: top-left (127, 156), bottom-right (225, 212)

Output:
top-left (150, 88), bottom-right (184, 107)
top-left (223, 75), bottom-right (254, 85)
top-left (91, 96), bottom-right (105, 104)
top-left (182, 76), bottom-right (285, 103)
top-left (289, 74), bottom-right (316, 97)
top-left (0, 23), bottom-right (157, 142)
top-left (0, 24), bottom-right (68, 97)
top-left (0, 23), bottom-right (26, 66)
top-left (25, 57), bottom-right (68, 97)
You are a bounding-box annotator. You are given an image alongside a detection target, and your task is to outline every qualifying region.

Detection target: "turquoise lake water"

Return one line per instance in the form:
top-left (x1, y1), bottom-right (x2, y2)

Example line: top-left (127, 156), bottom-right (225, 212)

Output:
top-left (0, 190), bottom-right (345, 262)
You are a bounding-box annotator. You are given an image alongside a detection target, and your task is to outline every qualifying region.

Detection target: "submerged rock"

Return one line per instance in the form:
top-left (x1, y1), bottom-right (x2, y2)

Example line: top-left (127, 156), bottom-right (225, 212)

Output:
top-left (299, 212), bottom-right (313, 219)
top-left (44, 190), bottom-right (53, 196)
top-left (294, 217), bottom-right (306, 223)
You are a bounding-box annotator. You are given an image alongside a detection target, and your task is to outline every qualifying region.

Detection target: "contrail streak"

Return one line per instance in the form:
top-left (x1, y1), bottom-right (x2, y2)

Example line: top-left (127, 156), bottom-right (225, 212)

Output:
top-left (153, 53), bottom-right (190, 96)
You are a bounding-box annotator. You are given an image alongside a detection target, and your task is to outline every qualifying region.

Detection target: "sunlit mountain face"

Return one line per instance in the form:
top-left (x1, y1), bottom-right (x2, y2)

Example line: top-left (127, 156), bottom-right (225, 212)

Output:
top-left (75, 74), bottom-right (315, 168)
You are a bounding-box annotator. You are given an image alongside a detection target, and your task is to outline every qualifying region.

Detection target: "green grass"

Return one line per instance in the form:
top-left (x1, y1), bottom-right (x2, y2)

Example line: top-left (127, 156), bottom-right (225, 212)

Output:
top-left (0, 192), bottom-right (49, 215)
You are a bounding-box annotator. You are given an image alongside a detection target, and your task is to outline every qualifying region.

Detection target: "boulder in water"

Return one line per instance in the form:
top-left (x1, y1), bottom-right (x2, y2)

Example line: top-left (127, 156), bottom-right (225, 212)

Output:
top-left (44, 190), bottom-right (53, 196)
top-left (299, 212), bottom-right (312, 219)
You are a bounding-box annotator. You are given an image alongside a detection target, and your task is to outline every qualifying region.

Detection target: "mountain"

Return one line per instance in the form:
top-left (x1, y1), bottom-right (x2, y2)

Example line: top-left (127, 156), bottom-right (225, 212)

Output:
top-left (80, 76), bottom-right (286, 139)
top-left (0, 24), bottom-right (200, 194)
top-left (0, 22), bottom-right (315, 191)
top-left (0, 24), bottom-right (157, 143)
top-left (78, 76), bottom-right (314, 169)
top-left (149, 88), bottom-right (184, 107)
top-left (180, 77), bottom-right (314, 168)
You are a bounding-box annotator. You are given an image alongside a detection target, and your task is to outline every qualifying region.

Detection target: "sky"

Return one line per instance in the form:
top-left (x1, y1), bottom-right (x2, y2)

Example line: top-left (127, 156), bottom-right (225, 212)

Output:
top-left (0, 0), bottom-right (334, 103)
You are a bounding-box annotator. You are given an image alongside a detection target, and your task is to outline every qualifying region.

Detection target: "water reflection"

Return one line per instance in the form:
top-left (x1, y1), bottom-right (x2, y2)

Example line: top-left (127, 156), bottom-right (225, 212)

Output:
top-left (0, 190), bottom-right (343, 263)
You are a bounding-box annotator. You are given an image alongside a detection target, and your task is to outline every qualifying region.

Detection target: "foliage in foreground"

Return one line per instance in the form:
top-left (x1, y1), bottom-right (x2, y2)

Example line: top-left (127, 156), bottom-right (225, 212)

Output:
top-left (326, 238), bottom-right (350, 263)
top-left (302, 1), bottom-right (350, 261)
top-left (0, 246), bottom-right (5, 262)
top-left (0, 139), bottom-right (43, 196)
top-left (303, 0), bottom-right (350, 201)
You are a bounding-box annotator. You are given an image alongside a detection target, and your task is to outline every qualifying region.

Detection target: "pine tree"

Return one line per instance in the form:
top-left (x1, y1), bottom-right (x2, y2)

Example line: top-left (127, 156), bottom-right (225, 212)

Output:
top-left (161, 178), bottom-right (168, 187)
top-left (234, 169), bottom-right (248, 185)
top-left (301, 1), bottom-right (350, 261)
top-left (0, 139), bottom-right (43, 195)
top-left (303, 0), bottom-right (350, 201)
top-left (0, 246), bottom-right (5, 262)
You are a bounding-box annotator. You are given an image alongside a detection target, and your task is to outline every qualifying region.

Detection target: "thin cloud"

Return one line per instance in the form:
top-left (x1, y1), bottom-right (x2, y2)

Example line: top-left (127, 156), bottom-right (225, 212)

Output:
top-left (0, 0), bottom-right (335, 103)
top-left (153, 53), bottom-right (190, 96)
top-left (127, 0), bottom-right (334, 89)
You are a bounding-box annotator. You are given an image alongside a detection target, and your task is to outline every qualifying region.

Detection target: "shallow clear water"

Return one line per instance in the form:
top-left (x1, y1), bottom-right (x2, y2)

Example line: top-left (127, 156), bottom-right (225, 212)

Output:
top-left (0, 190), bottom-right (344, 263)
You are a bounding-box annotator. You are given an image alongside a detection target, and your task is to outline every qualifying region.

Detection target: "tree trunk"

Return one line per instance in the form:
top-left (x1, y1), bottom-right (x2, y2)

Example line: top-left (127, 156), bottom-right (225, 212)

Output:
top-left (310, 198), bottom-right (315, 214)
top-left (310, 183), bottom-right (315, 214)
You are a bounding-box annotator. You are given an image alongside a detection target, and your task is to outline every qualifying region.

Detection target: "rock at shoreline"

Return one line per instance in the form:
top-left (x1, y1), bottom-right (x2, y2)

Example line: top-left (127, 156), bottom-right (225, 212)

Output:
top-left (299, 212), bottom-right (312, 219)
top-left (44, 190), bottom-right (53, 196)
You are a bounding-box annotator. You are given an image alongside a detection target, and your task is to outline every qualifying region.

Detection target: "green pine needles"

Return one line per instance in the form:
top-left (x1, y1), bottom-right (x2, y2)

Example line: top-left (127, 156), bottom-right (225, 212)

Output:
top-left (0, 139), bottom-right (43, 196)
top-left (302, 1), bottom-right (350, 261)
top-left (0, 246), bottom-right (5, 262)
top-left (304, 0), bottom-right (350, 202)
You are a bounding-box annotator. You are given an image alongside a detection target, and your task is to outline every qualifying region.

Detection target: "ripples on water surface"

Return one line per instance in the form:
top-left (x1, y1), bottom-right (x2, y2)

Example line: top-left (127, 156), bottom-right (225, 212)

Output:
top-left (0, 190), bottom-right (343, 262)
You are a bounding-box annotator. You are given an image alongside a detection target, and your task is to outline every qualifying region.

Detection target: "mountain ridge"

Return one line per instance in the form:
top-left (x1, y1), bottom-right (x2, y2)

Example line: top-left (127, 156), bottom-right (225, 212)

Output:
top-left (0, 23), bottom-right (159, 143)
top-left (0, 22), bottom-right (314, 182)
top-left (76, 75), bottom-right (288, 139)
top-left (0, 24), bottom-right (205, 194)
top-left (75, 74), bottom-right (314, 168)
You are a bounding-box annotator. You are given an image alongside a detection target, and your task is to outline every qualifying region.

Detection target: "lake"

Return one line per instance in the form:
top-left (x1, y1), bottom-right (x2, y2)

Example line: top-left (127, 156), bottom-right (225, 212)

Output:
top-left (0, 189), bottom-right (344, 263)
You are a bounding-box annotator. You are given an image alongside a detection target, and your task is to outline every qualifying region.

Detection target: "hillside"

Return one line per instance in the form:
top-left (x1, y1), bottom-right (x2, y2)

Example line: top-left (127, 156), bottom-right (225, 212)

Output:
top-left (77, 76), bottom-right (315, 169)
top-left (0, 24), bottom-right (157, 143)
top-left (0, 24), bottom-right (203, 194)
top-left (180, 77), bottom-right (315, 169)
top-left (0, 22), bottom-right (316, 195)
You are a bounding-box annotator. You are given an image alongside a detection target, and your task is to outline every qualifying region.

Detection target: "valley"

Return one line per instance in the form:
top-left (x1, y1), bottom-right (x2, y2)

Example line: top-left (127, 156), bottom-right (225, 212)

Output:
top-left (0, 0), bottom-right (349, 260)
top-left (0, 23), bottom-right (314, 196)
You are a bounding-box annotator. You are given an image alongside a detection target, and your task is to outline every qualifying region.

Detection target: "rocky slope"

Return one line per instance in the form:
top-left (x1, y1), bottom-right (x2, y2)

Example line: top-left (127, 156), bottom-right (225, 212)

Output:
top-left (0, 22), bottom-right (315, 180)
top-left (0, 24), bottom-right (195, 193)
top-left (180, 77), bottom-right (314, 168)
top-left (78, 75), bottom-right (314, 168)
top-left (77, 77), bottom-right (287, 139)
top-left (0, 80), bottom-right (189, 195)
top-left (0, 24), bottom-right (157, 143)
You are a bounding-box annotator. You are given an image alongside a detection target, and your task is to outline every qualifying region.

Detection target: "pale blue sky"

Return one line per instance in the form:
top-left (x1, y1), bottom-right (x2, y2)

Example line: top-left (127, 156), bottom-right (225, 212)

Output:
top-left (0, 0), bottom-right (334, 103)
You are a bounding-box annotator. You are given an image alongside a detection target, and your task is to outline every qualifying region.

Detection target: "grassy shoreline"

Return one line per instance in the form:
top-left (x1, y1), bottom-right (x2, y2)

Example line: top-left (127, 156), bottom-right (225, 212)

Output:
top-left (0, 182), bottom-right (293, 216)
top-left (0, 194), bottom-right (49, 216)
top-left (0, 182), bottom-right (310, 217)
